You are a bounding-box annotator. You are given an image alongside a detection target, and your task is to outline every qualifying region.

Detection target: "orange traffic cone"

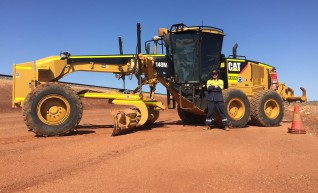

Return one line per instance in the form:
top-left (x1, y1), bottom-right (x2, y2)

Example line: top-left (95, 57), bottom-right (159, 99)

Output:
top-left (288, 104), bottom-right (306, 134)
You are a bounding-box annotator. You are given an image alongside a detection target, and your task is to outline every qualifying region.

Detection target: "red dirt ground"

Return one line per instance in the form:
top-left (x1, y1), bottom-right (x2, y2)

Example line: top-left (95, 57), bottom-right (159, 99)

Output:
top-left (1, 79), bottom-right (318, 193)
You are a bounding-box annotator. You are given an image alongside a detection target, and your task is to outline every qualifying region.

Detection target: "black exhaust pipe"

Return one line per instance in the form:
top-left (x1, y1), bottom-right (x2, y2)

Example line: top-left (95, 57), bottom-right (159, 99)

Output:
top-left (137, 23), bottom-right (142, 85)
top-left (233, 43), bottom-right (238, 59)
top-left (118, 37), bottom-right (125, 89)
top-left (118, 37), bottom-right (123, 55)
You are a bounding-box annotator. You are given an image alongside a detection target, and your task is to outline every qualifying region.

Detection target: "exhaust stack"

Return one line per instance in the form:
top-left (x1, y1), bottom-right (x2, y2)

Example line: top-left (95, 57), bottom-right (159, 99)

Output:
top-left (233, 43), bottom-right (238, 58)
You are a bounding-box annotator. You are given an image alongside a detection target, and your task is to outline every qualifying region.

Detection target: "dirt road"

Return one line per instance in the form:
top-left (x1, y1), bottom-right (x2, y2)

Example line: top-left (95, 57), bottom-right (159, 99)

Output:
top-left (1, 79), bottom-right (318, 193)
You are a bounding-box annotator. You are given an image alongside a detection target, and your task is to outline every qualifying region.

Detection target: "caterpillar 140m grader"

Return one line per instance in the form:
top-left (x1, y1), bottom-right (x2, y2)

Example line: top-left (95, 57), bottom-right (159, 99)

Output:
top-left (12, 23), bottom-right (306, 136)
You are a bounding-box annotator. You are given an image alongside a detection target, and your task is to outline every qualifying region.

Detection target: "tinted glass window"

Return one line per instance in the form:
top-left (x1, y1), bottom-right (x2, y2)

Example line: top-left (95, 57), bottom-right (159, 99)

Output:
top-left (200, 33), bottom-right (223, 82)
top-left (170, 32), bottom-right (223, 84)
top-left (171, 33), bottom-right (199, 83)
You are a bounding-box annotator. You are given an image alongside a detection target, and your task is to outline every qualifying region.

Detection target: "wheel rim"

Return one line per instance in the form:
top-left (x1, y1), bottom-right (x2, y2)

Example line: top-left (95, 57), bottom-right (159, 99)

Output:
top-left (37, 94), bottom-right (71, 125)
top-left (264, 99), bottom-right (279, 119)
top-left (227, 98), bottom-right (245, 120)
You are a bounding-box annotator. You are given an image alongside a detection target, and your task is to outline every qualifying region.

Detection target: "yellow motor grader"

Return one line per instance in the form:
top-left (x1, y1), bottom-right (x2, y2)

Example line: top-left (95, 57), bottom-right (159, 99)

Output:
top-left (12, 23), bottom-right (306, 136)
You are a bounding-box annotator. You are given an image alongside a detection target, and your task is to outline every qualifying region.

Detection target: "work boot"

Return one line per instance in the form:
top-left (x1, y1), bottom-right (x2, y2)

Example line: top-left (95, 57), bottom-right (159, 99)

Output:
top-left (205, 119), bottom-right (213, 126)
top-left (223, 126), bottom-right (230, 131)
top-left (203, 125), bottom-right (212, 130)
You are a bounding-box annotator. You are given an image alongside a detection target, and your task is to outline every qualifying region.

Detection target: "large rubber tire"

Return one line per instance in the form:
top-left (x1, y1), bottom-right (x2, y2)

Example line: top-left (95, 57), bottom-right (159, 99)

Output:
top-left (250, 90), bottom-right (284, 126)
top-left (145, 107), bottom-right (160, 125)
top-left (223, 89), bottom-right (250, 128)
top-left (177, 107), bottom-right (205, 125)
top-left (23, 83), bottom-right (83, 136)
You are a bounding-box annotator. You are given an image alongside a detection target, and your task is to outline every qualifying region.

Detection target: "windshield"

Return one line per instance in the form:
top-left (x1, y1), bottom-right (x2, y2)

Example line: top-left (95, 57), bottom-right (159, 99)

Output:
top-left (170, 32), bottom-right (223, 84)
top-left (171, 33), bottom-right (199, 83)
top-left (200, 33), bottom-right (224, 82)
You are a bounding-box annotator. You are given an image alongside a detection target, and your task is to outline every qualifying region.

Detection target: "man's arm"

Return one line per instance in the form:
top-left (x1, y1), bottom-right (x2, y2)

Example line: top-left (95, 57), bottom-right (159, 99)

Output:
top-left (208, 86), bottom-right (221, 92)
top-left (217, 80), bottom-right (224, 90)
top-left (207, 80), bottom-right (223, 92)
top-left (207, 85), bottom-right (217, 92)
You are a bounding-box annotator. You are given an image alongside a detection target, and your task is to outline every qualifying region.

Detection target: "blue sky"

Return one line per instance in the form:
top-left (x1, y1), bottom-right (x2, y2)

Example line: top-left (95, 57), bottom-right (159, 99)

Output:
top-left (1, 0), bottom-right (317, 100)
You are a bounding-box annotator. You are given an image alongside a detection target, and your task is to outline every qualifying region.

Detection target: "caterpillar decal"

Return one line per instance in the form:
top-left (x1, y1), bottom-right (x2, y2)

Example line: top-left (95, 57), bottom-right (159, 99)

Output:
top-left (227, 59), bottom-right (247, 83)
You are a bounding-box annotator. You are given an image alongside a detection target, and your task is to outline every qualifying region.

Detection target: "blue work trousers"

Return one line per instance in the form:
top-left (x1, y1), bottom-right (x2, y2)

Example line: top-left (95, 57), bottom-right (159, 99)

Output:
top-left (206, 101), bottom-right (229, 126)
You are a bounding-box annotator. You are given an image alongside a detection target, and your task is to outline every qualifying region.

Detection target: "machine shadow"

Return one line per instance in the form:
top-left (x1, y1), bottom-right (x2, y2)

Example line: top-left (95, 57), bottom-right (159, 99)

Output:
top-left (66, 121), bottom-right (182, 137)
top-left (57, 120), bottom-right (284, 137)
top-left (110, 120), bottom-right (186, 136)
top-left (58, 119), bottom-right (275, 137)
top-left (65, 124), bottom-right (114, 136)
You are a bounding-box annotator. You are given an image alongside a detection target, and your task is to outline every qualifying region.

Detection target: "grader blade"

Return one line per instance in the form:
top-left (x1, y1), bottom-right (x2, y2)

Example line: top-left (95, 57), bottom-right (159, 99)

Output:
top-left (112, 109), bottom-right (139, 136)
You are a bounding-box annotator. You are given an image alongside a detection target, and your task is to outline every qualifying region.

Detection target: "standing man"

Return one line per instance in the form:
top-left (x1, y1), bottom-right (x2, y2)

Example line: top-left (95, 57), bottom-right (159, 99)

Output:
top-left (205, 69), bottom-right (231, 131)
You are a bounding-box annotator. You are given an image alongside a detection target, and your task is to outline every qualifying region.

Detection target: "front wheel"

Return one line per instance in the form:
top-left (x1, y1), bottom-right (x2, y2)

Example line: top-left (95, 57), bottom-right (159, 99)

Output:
top-left (177, 107), bottom-right (205, 125)
top-left (146, 107), bottom-right (160, 124)
top-left (23, 83), bottom-right (83, 136)
top-left (222, 89), bottom-right (250, 128)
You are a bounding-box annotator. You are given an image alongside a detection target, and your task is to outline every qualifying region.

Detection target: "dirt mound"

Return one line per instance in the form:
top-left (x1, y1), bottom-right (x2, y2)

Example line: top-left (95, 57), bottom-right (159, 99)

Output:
top-left (0, 79), bottom-right (111, 112)
top-left (284, 102), bottom-right (318, 135)
top-left (0, 79), bottom-right (166, 112)
top-left (0, 79), bottom-right (17, 113)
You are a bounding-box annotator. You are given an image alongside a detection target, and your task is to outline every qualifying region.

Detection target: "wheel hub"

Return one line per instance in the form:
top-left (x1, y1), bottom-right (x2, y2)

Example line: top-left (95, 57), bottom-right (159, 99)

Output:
top-left (37, 95), bottom-right (70, 125)
top-left (264, 99), bottom-right (279, 119)
top-left (48, 106), bottom-right (59, 114)
top-left (227, 98), bottom-right (245, 120)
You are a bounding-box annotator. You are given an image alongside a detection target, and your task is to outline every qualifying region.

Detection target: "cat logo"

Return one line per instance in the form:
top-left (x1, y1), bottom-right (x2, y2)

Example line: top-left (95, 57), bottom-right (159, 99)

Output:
top-left (228, 62), bottom-right (241, 72)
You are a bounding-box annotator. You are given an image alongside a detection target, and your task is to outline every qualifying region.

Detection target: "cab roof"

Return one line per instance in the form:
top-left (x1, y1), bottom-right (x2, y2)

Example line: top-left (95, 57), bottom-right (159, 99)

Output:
top-left (170, 23), bottom-right (224, 35)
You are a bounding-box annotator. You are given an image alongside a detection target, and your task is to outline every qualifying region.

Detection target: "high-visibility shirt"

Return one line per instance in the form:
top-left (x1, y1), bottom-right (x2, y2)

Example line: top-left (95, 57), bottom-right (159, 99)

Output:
top-left (207, 79), bottom-right (224, 90)
top-left (206, 79), bottom-right (224, 101)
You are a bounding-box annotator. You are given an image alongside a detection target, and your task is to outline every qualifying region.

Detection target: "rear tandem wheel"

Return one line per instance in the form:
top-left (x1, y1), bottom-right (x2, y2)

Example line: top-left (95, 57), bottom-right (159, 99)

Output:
top-left (250, 90), bottom-right (284, 126)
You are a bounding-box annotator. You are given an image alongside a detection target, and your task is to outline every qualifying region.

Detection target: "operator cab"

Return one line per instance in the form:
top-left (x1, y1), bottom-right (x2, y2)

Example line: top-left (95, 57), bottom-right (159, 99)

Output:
top-left (164, 24), bottom-right (224, 85)
top-left (152, 24), bottom-right (225, 110)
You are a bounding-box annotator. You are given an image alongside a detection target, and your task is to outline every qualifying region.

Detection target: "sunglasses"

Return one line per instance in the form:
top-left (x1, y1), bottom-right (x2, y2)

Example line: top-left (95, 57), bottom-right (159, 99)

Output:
top-left (212, 73), bottom-right (218, 75)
